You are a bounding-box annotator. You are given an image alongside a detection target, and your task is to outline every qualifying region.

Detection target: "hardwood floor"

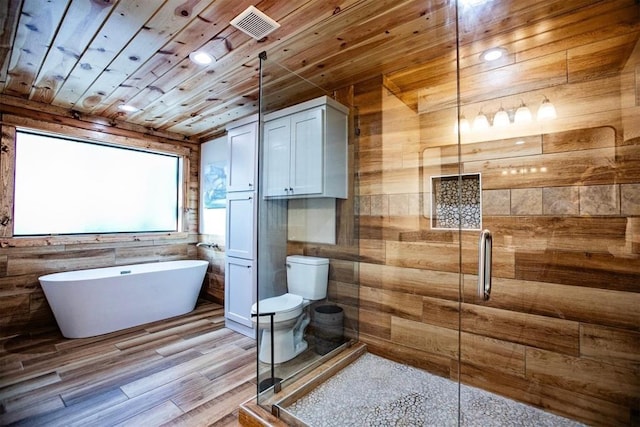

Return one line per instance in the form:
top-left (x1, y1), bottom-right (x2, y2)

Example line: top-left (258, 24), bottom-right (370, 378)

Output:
top-left (0, 301), bottom-right (257, 426)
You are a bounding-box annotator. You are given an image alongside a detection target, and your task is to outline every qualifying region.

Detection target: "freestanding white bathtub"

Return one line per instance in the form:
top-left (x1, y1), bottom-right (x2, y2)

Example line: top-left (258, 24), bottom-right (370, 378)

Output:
top-left (38, 260), bottom-right (209, 338)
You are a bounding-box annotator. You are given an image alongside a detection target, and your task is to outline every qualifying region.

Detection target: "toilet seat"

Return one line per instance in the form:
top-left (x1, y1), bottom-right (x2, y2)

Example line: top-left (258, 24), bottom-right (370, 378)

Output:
top-left (251, 293), bottom-right (303, 325)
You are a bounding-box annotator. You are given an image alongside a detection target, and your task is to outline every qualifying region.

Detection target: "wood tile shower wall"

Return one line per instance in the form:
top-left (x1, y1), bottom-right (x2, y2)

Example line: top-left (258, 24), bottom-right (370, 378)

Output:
top-left (347, 38), bottom-right (640, 427)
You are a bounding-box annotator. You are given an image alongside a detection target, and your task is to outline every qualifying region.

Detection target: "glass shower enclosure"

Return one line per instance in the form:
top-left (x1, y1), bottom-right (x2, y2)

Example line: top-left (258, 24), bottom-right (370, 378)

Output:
top-left (252, 1), bottom-right (640, 425)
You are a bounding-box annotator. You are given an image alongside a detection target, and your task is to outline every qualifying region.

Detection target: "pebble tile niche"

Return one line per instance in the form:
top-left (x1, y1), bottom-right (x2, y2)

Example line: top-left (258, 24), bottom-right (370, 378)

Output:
top-left (431, 174), bottom-right (481, 230)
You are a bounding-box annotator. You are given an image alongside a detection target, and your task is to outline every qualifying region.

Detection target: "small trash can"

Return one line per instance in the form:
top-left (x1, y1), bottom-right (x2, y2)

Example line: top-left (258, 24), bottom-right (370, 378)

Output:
top-left (313, 304), bottom-right (344, 355)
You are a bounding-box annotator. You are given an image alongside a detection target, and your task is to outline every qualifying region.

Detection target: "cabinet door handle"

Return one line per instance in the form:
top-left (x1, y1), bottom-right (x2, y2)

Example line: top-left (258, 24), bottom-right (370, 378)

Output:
top-left (284, 188), bottom-right (289, 193)
top-left (248, 183), bottom-right (253, 187)
top-left (289, 187), bottom-right (293, 193)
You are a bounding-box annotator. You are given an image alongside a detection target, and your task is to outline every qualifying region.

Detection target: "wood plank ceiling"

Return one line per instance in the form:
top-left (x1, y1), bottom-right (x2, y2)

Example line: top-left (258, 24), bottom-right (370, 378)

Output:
top-left (0, 0), bottom-right (638, 142)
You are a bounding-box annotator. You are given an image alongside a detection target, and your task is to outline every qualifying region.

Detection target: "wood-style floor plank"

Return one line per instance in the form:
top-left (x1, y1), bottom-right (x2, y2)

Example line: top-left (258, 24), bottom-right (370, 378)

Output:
top-left (2, 396), bottom-right (67, 425)
top-left (0, 372), bottom-right (61, 401)
top-left (112, 399), bottom-right (184, 427)
top-left (0, 301), bottom-right (255, 426)
top-left (10, 389), bottom-right (129, 427)
top-left (156, 327), bottom-right (236, 356)
top-left (120, 345), bottom-right (248, 398)
top-left (167, 381), bottom-right (255, 426)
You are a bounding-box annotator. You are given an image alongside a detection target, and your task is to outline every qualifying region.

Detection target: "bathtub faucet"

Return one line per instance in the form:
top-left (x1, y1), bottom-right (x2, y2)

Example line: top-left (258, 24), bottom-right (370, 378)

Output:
top-left (196, 242), bottom-right (220, 250)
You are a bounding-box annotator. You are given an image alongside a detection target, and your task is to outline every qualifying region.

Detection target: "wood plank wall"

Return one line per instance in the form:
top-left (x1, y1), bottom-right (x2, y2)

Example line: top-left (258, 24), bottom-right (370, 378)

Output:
top-left (347, 20), bottom-right (640, 427)
top-left (0, 101), bottom-right (222, 339)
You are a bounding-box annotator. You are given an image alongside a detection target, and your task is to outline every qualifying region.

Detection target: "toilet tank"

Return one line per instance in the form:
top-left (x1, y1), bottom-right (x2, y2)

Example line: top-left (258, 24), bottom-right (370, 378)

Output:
top-left (286, 255), bottom-right (329, 301)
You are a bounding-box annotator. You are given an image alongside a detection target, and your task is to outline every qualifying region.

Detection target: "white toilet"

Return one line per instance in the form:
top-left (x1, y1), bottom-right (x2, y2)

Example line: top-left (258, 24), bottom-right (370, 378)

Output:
top-left (251, 255), bottom-right (329, 364)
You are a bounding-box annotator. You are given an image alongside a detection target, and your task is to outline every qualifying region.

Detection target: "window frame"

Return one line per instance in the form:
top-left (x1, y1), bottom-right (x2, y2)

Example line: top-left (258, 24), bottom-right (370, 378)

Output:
top-left (0, 117), bottom-right (192, 245)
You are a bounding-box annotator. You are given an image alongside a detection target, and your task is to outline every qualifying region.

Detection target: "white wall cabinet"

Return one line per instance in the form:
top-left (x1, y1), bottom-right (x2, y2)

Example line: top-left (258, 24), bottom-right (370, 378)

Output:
top-left (224, 115), bottom-right (258, 338)
top-left (263, 96), bottom-right (349, 199)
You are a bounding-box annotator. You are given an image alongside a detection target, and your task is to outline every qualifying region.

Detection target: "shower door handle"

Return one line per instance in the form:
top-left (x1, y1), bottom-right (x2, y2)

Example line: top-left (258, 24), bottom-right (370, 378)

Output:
top-left (478, 229), bottom-right (492, 301)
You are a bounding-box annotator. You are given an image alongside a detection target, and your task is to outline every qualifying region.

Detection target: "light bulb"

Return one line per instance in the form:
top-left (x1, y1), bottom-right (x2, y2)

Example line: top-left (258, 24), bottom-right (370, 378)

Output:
top-left (454, 115), bottom-right (470, 134)
top-left (514, 102), bottom-right (532, 124)
top-left (493, 108), bottom-right (510, 127)
top-left (537, 97), bottom-right (557, 120)
top-left (460, 116), bottom-right (470, 133)
top-left (473, 112), bottom-right (490, 131)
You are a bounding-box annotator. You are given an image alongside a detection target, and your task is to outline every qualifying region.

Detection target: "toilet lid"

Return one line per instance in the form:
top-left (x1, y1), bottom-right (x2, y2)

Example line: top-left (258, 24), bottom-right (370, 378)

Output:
top-left (251, 293), bottom-right (303, 323)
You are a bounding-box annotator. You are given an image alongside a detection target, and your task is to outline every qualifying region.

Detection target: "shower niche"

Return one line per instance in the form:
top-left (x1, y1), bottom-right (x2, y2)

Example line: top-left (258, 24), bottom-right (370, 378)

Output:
top-left (430, 173), bottom-right (481, 230)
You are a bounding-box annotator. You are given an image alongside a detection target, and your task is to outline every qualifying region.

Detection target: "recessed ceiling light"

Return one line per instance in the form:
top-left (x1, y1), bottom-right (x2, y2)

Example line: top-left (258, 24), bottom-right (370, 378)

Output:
top-left (481, 47), bottom-right (506, 62)
top-left (189, 51), bottom-right (213, 65)
top-left (118, 104), bottom-right (138, 112)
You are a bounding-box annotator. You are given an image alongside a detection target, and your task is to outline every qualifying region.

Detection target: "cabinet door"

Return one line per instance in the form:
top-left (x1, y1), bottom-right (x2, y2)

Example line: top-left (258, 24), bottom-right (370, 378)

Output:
top-left (225, 192), bottom-right (256, 259)
top-left (290, 108), bottom-right (323, 196)
top-left (225, 257), bottom-right (256, 327)
top-left (263, 116), bottom-right (291, 197)
top-left (227, 121), bottom-right (257, 192)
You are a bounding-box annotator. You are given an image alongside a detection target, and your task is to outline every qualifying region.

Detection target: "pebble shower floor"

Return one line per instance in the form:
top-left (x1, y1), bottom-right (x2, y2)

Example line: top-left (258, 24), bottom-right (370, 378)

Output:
top-left (287, 353), bottom-right (584, 426)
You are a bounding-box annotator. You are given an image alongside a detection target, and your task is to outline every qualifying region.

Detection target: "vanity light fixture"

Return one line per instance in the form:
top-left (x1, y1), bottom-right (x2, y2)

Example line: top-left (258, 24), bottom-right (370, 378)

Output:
top-left (459, 97), bottom-right (555, 133)
top-left (537, 96), bottom-right (557, 120)
top-left (189, 50), bottom-right (214, 65)
top-left (514, 101), bottom-right (532, 124)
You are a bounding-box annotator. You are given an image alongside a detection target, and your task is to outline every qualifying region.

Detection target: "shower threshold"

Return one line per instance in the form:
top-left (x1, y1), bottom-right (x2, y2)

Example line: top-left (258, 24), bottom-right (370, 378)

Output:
top-left (274, 351), bottom-right (585, 427)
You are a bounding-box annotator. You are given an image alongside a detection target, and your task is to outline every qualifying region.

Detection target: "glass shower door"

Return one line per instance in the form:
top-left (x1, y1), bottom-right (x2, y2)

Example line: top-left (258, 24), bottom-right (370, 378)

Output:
top-left (350, 0), bottom-right (464, 423)
top-left (457, 1), bottom-right (640, 425)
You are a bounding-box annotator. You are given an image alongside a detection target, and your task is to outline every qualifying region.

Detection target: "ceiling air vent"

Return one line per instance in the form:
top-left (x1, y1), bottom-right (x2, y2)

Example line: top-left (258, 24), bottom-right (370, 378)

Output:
top-left (230, 6), bottom-right (280, 40)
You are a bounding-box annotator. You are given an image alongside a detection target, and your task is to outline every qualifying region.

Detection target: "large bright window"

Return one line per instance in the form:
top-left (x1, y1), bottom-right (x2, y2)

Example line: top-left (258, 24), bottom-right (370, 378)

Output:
top-left (13, 131), bottom-right (181, 236)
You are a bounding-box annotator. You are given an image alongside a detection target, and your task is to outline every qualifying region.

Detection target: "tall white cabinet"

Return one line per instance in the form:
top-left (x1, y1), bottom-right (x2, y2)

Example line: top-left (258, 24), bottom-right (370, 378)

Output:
top-left (224, 114), bottom-right (258, 338)
top-left (223, 97), bottom-right (348, 337)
